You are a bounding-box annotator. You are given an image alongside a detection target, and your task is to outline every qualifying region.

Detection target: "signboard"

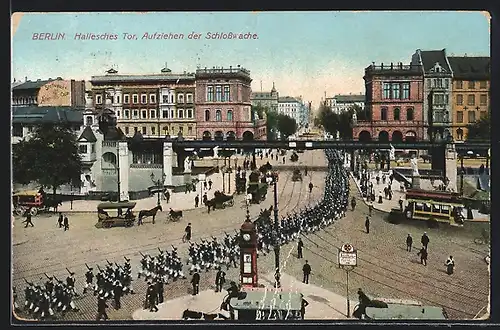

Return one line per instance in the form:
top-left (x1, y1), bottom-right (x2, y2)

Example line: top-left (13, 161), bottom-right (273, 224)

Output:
top-left (37, 79), bottom-right (71, 106)
top-left (288, 142), bottom-right (297, 148)
top-left (198, 174), bottom-right (206, 181)
top-left (305, 142), bottom-right (313, 148)
top-left (338, 243), bottom-right (357, 266)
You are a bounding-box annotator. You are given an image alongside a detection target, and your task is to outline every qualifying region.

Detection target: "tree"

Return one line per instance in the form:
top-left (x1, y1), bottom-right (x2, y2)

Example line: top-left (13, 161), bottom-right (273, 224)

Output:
top-left (263, 107), bottom-right (279, 140)
top-left (466, 112), bottom-right (490, 141)
top-left (12, 124), bottom-right (83, 195)
top-left (277, 114), bottom-right (297, 140)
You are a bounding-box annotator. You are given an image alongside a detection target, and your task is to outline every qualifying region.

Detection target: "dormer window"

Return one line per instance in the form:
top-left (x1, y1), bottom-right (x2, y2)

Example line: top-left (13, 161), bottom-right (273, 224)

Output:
top-left (86, 116), bottom-right (93, 126)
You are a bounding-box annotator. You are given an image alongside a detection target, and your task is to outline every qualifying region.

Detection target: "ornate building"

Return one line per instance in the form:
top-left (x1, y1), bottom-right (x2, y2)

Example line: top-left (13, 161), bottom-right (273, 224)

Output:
top-left (195, 66), bottom-right (266, 140)
top-left (325, 93), bottom-right (365, 115)
top-left (447, 56), bottom-right (490, 141)
top-left (251, 82), bottom-right (279, 112)
top-left (353, 62), bottom-right (424, 142)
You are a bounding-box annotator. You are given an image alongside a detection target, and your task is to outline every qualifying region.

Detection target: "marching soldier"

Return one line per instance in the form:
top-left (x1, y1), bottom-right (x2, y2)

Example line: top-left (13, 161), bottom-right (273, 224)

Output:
top-left (96, 293), bottom-right (109, 321)
top-left (146, 282), bottom-right (158, 312)
top-left (13, 286), bottom-right (21, 313)
top-left (297, 238), bottom-right (304, 259)
top-left (156, 278), bottom-right (164, 304)
top-left (83, 266), bottom-right (94, 294)
top-left (445, 255), bottom-right (455, 275)
top-left (112, 280), bottom-right (122, 310)
top-left (191, 270), bottom-right (200, 296)
top-left (66, 270), bottom-right (78, 297)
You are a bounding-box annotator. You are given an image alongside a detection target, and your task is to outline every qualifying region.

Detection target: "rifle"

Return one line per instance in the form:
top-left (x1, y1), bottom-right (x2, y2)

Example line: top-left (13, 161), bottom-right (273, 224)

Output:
top-left (85, 263), bottom-right (91, 271)
top-left (65, 268), bottom-right (72, 275)
top-left (44, 273), bottom-right (51, 280)
top-left (115, 262), bottom-right (123, 270)
top-left (139, 251), bottom-right (146, 258)
top-left (171, 244), bottom-right (175, 250)
top-left (97, 265), bottom-right (103, 272)
top-left (54, 276), bottom-right (61, 283)
top-left (158, 247), bottom-right (163, 253)
top-left (106, 259), bottom-right (113, 266)
top-left (24, 278), bottom-right (33, 286)
top-left (123, 256), bottom-right (130, 262)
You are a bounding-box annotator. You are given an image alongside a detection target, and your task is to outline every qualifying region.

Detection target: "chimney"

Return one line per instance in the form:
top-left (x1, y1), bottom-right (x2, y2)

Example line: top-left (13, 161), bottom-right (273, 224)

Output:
top-left (381, 63), bottom-right (384, 69)
top-left (25, 76), bottom-right (27, 82)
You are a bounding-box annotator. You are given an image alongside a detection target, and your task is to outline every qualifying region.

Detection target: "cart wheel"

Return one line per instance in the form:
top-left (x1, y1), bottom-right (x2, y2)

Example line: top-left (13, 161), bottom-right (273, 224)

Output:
top-left (30, 208), bottom-right (38, 216)
top-left (15, 207), bottom-right (25, 216)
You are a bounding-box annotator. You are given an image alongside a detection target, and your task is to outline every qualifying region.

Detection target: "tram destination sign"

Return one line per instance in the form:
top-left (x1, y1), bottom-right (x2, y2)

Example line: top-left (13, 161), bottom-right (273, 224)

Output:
top-left (338, 243), bottom-right (357, 266)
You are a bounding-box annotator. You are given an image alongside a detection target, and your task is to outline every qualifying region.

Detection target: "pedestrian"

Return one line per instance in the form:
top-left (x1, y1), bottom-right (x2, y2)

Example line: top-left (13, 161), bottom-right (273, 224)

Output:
top-left (399, 197), bottom-right (404, 211)
top-left (156, 278), bottom-right (164, 304)
top-left (351, 197), bottom-right (356, 211)
top-left (297, 238), bottom-right (304, 259)
top-left (368, 203), bottom-right (373, 217)
top-left (208, 179), bottom-right (213, 190)
top-left (308, 182), bottom-right (313, 193)
top-left (146, 282), bottom-right (158, 312)
top-left (304, 167), bottom-right (308, 176)
top-left (194, 195), bottom-right (199, 208)
top-left (376, 175), bottom-right (380, 185)
top-left (365, 216), bottom-right (370, 234)
top-left (215, 267), bottom-right (226, 292)
top-left (191, 270), bottom-right (200, 295)
top-left (204, 181), bottom-right (208, 190)
top-left (302, 260), bottom-right (311, 284)
top-left (58, 213), bottom-right (63, 228)
top-left (23, 210), bottom-right (34, 228)
top-left (378, 191), bottom-right (383, 204)
top-left (282, 156), bottom-right (286, 164)
top-left (445, 256), bottom-right (455, 275)
top-left (203, 193), bottom-right (208, 205)
top-left (417, 246), bottom-right (428, 266)
top-left (300, 298), bottom-right (309, 319)
top-left (406, 234), bottom-right (413, 252)
top-left (183, 223), bottom-right (192, 243)
top-left (63, 215), bottom-right (69, 231)
top-left (96, 294), bottom-right (109, 320)
top-left (164, 190), bottom-right (170, 203)
top-left (421, 232), bottom-right (430, 250)
top-left (388, 189), bottom-right (392, 200)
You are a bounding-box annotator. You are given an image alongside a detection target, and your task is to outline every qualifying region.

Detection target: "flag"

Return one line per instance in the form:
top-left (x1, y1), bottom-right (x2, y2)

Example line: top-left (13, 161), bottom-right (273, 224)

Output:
top-left (389, 144), bottom-right (395, 161)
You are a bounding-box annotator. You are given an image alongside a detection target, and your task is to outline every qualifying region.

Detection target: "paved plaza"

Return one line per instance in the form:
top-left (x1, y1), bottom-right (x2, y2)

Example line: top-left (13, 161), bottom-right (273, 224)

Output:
top-left (12, 150), bottom-right (490, 321)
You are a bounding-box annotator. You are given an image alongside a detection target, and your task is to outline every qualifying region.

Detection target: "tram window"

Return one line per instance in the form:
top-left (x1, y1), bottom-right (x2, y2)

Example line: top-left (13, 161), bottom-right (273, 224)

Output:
top-left (423, 203), bottom-right (432, 212)
top-left (441, 205), bottom-right (450, 214)
top-left (414, 203), bottom-right (424, 211)
top-left (432, 204), bottom-right (440, 213)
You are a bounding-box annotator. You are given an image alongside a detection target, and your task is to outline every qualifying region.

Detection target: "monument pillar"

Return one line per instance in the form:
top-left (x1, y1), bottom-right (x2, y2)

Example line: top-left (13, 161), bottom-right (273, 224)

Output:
top-left (163, 141), bottom-right (173, 186)
top-left (445, 143), bottom-right (458, 192)
top-left (118, 141), bottom-right (130, 201)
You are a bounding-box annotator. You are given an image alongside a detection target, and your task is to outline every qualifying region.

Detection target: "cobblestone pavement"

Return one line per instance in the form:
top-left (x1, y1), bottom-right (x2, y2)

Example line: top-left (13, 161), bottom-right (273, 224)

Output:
top-left (12, 150), bottom-right (326, 321)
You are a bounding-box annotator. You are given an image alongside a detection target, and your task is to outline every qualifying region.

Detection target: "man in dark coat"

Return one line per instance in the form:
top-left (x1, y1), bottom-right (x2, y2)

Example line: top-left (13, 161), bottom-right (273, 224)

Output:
top-left (112, 281), bottom-right (122, 310)
top-left (146, 282), bottom-right (158, 312)
top-left (421, 232), bottom-right (430, 250)
top-left (300, 298), bottom-right (309, 319)
top-left (308, 182), bottom-right (313, 193)
top-left (58, 213), bottom-right (63, 228)
top-left (215, 268), bottom-right (226, 292)
top-left (417, 246), bottom-right (428, 266)
top-left (302, 260), bottom-right (311, 284)
top-left (63, 216), bottom-right (69, 231)
top-left (23, 210), bottom-right (34, 227)
top-left (406, 234), bottom-right (413, 252)
top-left (297, 238), bottom-right (304, 259)
top-left (184, 223), bottom-right (192, 243)
top-left (351, 197), bottom-right (356, 211)
top-left (156, 278), bottom-right (164, 304)
top-left (96, 294), bottom-right (109, 320)
top-left (195, 195), bottom-right (199, 208)
top-left (365, 216), bottom-right (370, 234)
top-left (191, 270), bottom-right (200, 295)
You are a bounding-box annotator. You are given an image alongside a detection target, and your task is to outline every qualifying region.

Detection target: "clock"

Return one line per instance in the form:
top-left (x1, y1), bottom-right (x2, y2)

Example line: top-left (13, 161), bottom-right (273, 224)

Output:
top-left (243, 234), bottom-right (251, 241)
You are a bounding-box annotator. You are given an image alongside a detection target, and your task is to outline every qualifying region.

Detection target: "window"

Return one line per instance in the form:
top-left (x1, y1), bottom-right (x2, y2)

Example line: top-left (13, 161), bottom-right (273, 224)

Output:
top-left (141, 94), bottom-right (147, 104)
top-left (150, 94), bottom-right (156, 104)
top-left (124, 94), bottom-right (130, 103)
top-left (444, 79), bottom-right (449, 89)
top-left (132, 94), bottom-right (138, 104)
top-left (480, 94), bottom-right (487, 105)
top-left (178, 109), bottom-right (184, 119)
top-left (133, 110), bottom-right (139, 119)
top-left (468, 111), bottom-right (476, 123)
top-left (392, 83), bottom-right (400, 99)
top-left (205, 109), bottom-right (210, 121)
top-left (468, 81), bottom-right (475, 89)
top-left (134, 127), bottom-right (138, 133)
top-left (393, 108), bottom-right (400, 120)
top-left (12, 124), bottom-right (22, 137)
top-left (170, 109), bottom-right (175, 119)
top-left (116, 110), bottom-right (121, 118)
top-left (215, 86), bottom-right (222, 101)
top-left (479, 81), bottom-right (487, 89)
top-left (96, 95), bottom-right (102, 104)
top-left (434, 94), bottom-right (445, 105)
top-left (162, 110), bottom-right (169, 119)
top-left (215, 109), bottom-right (222, 121)
top-left (456, 80), bottom-right (463, 89)
top-left (406, 107), bottom-right (414, 121)
top-left (91, 144), bottom-right (96, 153)
top-left (456, 94), bottom-right (463, 105)
top-left (381, 107), bottom-right (387, 120)
top-left (207, 86), bottom-right (214, 101)
top-left (123, 109), bottom-right (129, 119)
top-left (177, 93), bottom-right (184, 103)
top-left (456, 128), bottom-right (464, 140)
top-left (141, 110), bottom-right (147, 119)
top-left (223, 85), bottom-right (230, 101)
top-left (402, 83), bottom-right (410, 99)
top-left (86, 116), bottom-right (93, 126)
top-left (151, 127), bottom-right (156, 136)
top-left (115, 95), bottom-right (121, 104)
top-left (456, 111), bottom-right (463, 123)
top-left (162, 95), bottom-right (168, 103)
top-left (467, 94), bottom-right (475, 106)
top-left (163, 126), bottom-right (169, 135)
top-left (227, 109), bottom-right (233, 121)
top-left (142, 127), bottom-right (147, 135)
top-left (383, 83), bottom-right (391, 99)
top-left (186, 109), bottom-right (193, 118)
top-left (132, 152), bottom-right (162, 164)
top-left (186, 93), bottom-right (193, 103)
top-left (188, 126), bottom-right (193, 135)
top-left (150, 110), bottom-right (156, 118)
top-left (179, 126), bottom-right (184, 134)
top-left (436, 79), bottom-right (443, 88)
top-left (79, 144), bottom-right (88, 153)
top-left (125, 127), bottom-right (129, 135)
top-left (480, 111), bottom-right (487, 119)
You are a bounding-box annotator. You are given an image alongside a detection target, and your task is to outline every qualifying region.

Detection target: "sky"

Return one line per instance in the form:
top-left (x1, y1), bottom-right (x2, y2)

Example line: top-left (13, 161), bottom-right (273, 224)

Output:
top-left (12, 11), bottom-right (490, 108)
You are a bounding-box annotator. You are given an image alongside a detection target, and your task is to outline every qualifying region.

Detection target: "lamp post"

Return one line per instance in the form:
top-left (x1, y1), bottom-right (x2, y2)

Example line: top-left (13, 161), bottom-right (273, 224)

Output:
top-left (150, 172), bottom-right (166, 207)
top-left (266, 173), bottom-right (280, 288)
top-left (222, 166), bottom-right (226, 193)
top-left (228, 163), bottom-right (232, 194)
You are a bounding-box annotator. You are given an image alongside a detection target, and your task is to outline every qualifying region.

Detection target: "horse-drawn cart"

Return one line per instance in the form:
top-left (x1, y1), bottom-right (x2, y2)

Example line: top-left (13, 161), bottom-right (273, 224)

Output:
top-left (247, 183), bottom-right (268, 204)
top-left (13, 191), bottom-right (44, 216)
top-left (97, 202), bottom-right (137, 228)
top-left (213, 191), bottom-right (235, 209)
top-left (292, 169), bottom-right (303, 182)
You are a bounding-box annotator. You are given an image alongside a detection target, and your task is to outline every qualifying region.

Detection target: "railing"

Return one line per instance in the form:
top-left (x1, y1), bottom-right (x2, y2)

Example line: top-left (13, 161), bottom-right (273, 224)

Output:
top-left (102, 141), bottom-right (117, 147)
top-left (130, 163), bottom-right (163, 169)
top-left (355, 120), bottom-right (424, 127)
top-left (196, 66), bottom-right (251, 75)
top-left (366, 64), bottom-right (422, 73)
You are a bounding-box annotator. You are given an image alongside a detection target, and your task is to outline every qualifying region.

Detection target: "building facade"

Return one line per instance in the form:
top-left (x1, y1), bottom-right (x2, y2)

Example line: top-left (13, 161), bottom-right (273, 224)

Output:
top-left (12, 78), bottom-right (85, 108)
top-left (411, 49), bottom-right (453, 141)
top-left (277, 96), bottom-right (310, 127)
top-left (353, 62), bottom-right (424, 142)
top-left (90, 66), bottom-right (197, 140)
top-left (195, 66), bottom-right (266, 140)
top-left (325, 94), bottom-right (365, 114)
top-left (250, 82), bottom-right (279, 112)
top-left (447, 56), bottom-right (490, 141)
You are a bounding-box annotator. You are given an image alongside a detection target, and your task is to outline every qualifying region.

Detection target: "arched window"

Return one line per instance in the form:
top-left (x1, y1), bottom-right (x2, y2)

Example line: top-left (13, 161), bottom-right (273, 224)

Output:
top-left (215, 110), bottom-right (222, 122)
top-left (86, 116), bottom-right (93, 126)
top-left (381, 107), bottom-right (388, 121)
top-left (406, 107), bottom-right (414, 121)
top-left (205, 109), bottom-right (210, 121)
top-left (393, 108), bottom-right (400, 121)
top-left (227, 110), bottom-right (233, 121)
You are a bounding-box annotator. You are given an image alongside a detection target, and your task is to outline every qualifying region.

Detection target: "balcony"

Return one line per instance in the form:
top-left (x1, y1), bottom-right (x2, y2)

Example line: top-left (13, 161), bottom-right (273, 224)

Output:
top-left (103, 141), bottom-right (117, 147)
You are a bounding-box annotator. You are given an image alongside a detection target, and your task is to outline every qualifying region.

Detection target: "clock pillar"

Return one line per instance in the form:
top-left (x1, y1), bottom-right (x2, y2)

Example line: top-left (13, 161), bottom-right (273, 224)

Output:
top-left (240, 206), bottom-right (258, 288)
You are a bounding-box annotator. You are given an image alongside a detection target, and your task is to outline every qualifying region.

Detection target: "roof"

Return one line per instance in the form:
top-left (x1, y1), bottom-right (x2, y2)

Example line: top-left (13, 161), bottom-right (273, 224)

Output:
top-left (90, 73), bottom-right (195, 84)
top-left (365, 304), bottom-right (446, 320)
top-left (78, 126), bottom-right (97, 142)
top-left (447, 56), bottom-right (490, 80)
top-left (278, 96), bottom-right (300, 103)
top-left (12, 78), bottom-right (62, 91)
top-left (418, 50), bottom-right (452, 73)
top-left (12, 106), bottom-right (83, 124)
top-left (230, 291), bottom-right (302, 311)
top-left (334, 94), bottom-right (365, 103)
top-left (13, 190), bottom-right (41, 197)
top-left (97, 202), bottom-right (137, 209)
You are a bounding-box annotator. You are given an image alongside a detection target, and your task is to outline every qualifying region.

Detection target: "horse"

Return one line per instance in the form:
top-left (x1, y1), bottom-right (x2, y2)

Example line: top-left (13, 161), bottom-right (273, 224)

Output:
top-left (138, 205), bottom-right (162, 225)
top-left (44, 199), bottom-right (63, 212)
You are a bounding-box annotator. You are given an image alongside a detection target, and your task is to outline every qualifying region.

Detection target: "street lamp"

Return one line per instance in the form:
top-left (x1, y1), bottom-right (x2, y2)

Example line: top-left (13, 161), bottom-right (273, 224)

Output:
top-left (150, 172), bottom-right (166, 206)
top-left (266, 172), bottom-right (280, 288)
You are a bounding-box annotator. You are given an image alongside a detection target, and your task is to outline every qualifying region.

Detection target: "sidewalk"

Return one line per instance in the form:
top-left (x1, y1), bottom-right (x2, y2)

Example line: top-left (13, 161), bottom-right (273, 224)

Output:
top-left (132, 272), bottom-right (354, 320)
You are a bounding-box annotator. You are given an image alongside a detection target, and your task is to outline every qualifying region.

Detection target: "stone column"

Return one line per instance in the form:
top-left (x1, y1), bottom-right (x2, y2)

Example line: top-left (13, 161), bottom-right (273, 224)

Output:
top-left (163, 141), bottom-right (173, 186)
top-left (445, 143), bottom-right (458, 192)
top-left (118, 141), bottom-right (130, 201)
